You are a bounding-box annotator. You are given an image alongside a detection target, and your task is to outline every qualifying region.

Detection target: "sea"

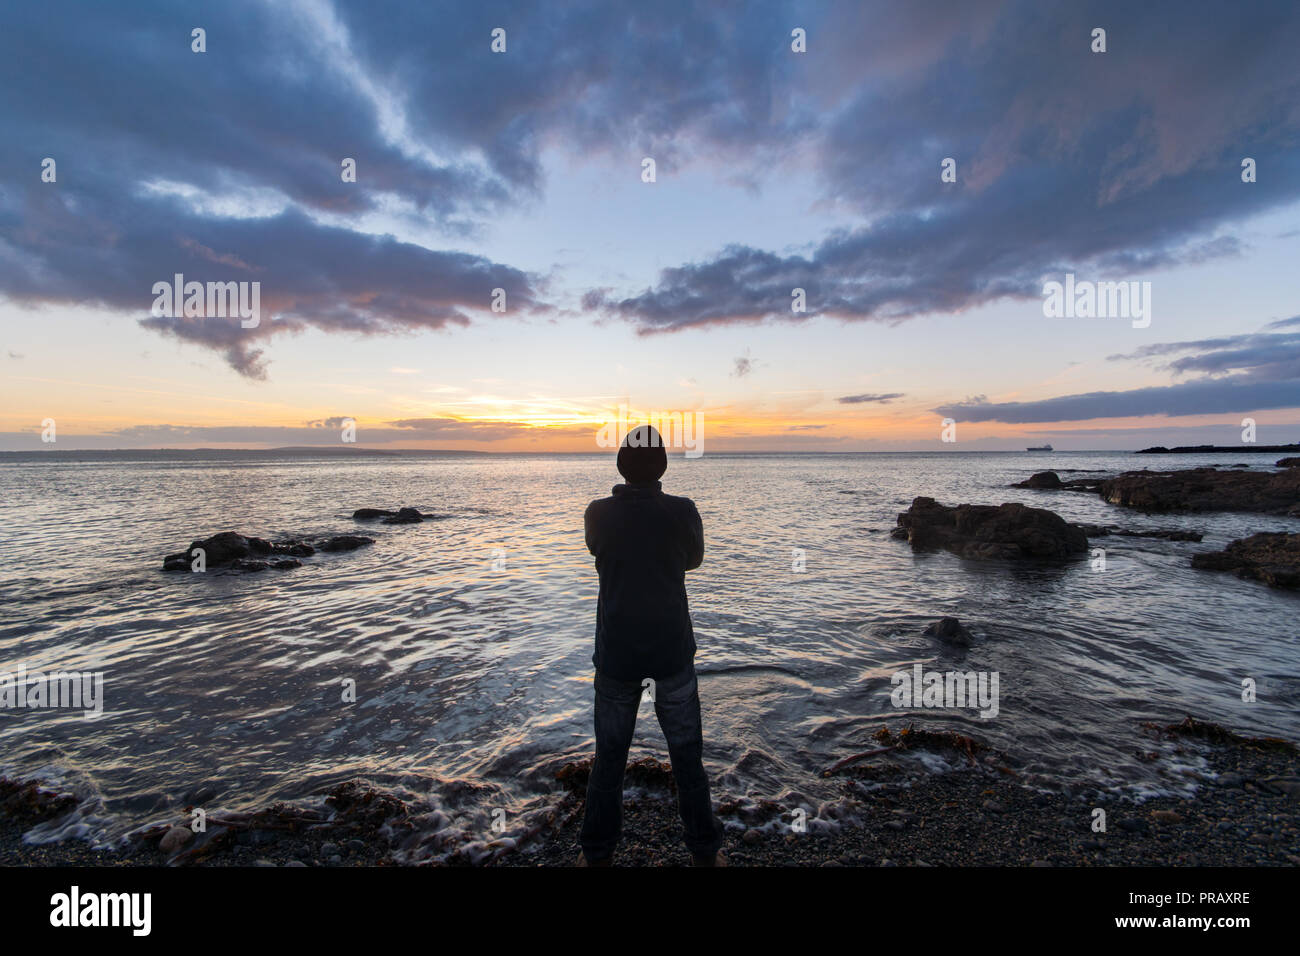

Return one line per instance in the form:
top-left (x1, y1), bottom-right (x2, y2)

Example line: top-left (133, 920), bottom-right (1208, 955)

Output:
top-left (2, 450), bottom-right (1297, 860)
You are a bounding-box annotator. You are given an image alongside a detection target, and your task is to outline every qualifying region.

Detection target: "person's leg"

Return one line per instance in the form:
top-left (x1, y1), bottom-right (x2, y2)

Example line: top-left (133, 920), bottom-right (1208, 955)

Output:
top-left (653, 666), bottom-right (724, 860)
top-left (578, 671), bottom-right (642, 862)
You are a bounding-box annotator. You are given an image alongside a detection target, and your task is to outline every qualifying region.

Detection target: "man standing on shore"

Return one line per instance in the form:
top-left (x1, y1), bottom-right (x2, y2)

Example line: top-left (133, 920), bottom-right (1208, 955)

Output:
top-left (578, 425), bottom-right (725, 866)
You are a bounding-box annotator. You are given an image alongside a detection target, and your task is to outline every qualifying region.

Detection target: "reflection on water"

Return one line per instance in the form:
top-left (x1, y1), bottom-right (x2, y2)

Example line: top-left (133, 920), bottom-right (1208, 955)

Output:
top-left (1, 452), bottom-right (1297, 855)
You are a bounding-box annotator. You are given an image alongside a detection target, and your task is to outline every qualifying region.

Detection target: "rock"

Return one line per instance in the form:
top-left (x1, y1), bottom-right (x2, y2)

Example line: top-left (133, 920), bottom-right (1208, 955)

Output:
top-left (353, 507), bottom-right (433, 523)
top-left (159, 826), bottom-right (193, 853)
top-left (162, 531), bottom-right (264, 569)
top-left (923, 616), bottom-right (972, 646)
top-left (1152, 810), bottom-right (1183, 824)
top-left (1191, 533), bottom-right (1300, 590)
top-left (1118, 818), bottom-right (1149, 834)
top-left (1013, 471), bottom-right (1063, 489)
top-left (285, 860), bottom-right (308, 867)
top-left (318, 535), bottom-right (375, 553)
top-left (1259, 776), bottom-right (1300, 800)
top-left (982, 799), bottom-right (1007, 814)
top-left (229, 559), bottom-right (269, 573)
top-left (1118, 528), bottom-right (1203, 542)
top-left (893, 497), bottom-right (1089, 561)
top-left (1029, 860), bottom-right (1052, 867)
top-left (1095, 467), bottom-right (1300, 515)
top-left (320, 842), bottom-right (340, 857)
top-left (163, 532), bottom-right (316, 572)
top-left (1217, 772), bottom-right (1246, 789)
top-left (1277, 457), bottom-right (1300, 468)
top-left (742, 829), bottom-right (761, 845)
top-left (1076, 526), bottom-right (1203, 541)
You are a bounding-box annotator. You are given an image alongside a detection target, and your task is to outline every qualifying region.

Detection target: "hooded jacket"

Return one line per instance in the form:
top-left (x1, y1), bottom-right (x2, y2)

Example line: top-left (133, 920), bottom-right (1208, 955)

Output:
top-left (584, 481), bottom-right (704, 680)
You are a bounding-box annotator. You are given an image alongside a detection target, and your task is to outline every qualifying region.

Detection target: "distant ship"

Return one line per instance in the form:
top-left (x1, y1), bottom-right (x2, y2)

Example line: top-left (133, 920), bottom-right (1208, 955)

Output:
top-left (1026, 444), bottom-right (1053, 451)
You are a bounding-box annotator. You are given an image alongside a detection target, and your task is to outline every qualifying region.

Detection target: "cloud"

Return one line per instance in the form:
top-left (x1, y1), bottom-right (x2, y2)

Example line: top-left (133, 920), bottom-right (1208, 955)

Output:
top-left (939, 316), bottom-right (1300, 424)
top-left (4, 0), bottom-right (1300, 372)
top-left (933, 379), bottom-right (1300, 423)
top-left (1109, 323), bottom-right (1300, 382)
top-left (584, 1), bottom-right (1300, 331)
top-left (732, 353), bottom-right (754, 377)
top-left (837, 392), bottom-right (904, 404)
top-left (86, 417), bottom-right (594, 446)
top-left (0, 0), bottom-right (549, 378)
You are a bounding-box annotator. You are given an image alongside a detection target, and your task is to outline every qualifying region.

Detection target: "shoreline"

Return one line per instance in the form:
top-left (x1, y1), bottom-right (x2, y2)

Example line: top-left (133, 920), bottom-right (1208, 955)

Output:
top-left (3, 718), bottom-right (1296, 868)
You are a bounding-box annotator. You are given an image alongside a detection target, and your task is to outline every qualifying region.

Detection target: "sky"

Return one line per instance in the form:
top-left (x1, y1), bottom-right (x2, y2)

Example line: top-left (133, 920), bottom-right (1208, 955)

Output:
top-left (2, 0), bottom-right (1299, 452)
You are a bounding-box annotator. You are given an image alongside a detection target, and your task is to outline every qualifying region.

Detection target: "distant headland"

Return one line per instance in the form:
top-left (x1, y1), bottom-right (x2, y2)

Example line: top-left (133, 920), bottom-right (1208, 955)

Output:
top-left (1136, 443), bottom-right (1300, 455)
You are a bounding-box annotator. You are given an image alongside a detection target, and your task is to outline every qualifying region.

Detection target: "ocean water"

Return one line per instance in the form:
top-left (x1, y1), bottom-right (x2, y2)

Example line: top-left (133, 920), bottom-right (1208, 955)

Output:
top-left (2, 451), bottom-right (1297, 859)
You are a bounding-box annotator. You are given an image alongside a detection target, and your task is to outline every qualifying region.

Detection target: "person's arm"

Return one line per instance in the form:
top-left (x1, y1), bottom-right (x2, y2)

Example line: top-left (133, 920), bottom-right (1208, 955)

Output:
top-left (584, 500), bottom-right (599, 557)
top-left (684, 500), bottom-right (704, 571)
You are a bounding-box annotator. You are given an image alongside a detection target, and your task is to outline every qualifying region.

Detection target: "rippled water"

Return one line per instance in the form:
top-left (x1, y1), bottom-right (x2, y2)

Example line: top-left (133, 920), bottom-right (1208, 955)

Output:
top-left (2, 451), bottom-right (1297, 856)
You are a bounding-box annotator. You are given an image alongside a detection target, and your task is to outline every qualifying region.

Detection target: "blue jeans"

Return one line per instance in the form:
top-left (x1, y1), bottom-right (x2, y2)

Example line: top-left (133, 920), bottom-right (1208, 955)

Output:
top-left (579, 665), bottom-right (724, 862)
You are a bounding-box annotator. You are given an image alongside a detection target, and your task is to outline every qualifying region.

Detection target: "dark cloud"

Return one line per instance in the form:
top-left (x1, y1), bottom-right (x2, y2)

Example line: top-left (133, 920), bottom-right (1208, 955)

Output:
top-left (933, 379), bottom-right (1300, 423)
top-left (0, 0), bottom-right (546, 378)
top-left (837, 392), bottom-right (904, 404)
top-left (943, 316), bottom-right (1300, 424)
top-left (4, 0), bottom-right (1299, 371)
top-left (585, 0), bottom-right (1300, 331)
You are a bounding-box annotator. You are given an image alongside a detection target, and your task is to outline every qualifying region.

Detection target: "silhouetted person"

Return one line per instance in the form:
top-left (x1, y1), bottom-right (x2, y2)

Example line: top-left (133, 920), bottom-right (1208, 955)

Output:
top-left (578, 425), bottom-right (725, 866)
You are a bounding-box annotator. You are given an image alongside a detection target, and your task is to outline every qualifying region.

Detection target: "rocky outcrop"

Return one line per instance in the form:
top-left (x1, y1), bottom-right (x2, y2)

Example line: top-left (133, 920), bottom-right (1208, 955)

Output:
top-left (1191, 533), bottom-right (1300, 590)
top-left (923, 616), bottom-right (972, 646)
top-left (1096, 467), bottom-right (1300, 515)
top-left (1277, 457), bottom-right (1300, 468)
top-left (352, 507), bottom-right (434, 524)
top-left (1074, 525), bottom-right (1203, 542)
top-left (1013, 471), bottom-right (1063, 489)
top-left (318, 535), bottom-right (376, 552)
top-left (891, 497), bottom-right (1088, 561)
top-left (162, 532), bottom-right (313, 571)
top-left (1013, 470), bottom-right (1105, 492)
top-left (163, 531), bottom-right (372, 571)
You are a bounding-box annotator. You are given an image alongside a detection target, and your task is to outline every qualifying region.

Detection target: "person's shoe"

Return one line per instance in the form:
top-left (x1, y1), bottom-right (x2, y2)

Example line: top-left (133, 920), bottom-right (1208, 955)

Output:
top-left (577, 852), bottom-right (612, 867)
top-left (691, 850), bottom-right (728, 867)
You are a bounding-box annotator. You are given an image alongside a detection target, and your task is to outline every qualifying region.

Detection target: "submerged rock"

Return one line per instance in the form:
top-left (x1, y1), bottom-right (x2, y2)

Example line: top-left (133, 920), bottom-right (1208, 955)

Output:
top-left (892, 497), bottom-right (1088, 561)
top-left (1191, 533), bottom-right (1300, 590)
top-left (353, 506), bottom-right (434, 523)
top-left (1073, 525), bottom-right (1203, 542)
top-left (318, 534), bottom-right (375, 552)
top-left (163, 531), bottom-right (366, 571)
top-left (163, 532), bottom-right (313, 572)
top-left (923, 616), bottom-right (972, 646)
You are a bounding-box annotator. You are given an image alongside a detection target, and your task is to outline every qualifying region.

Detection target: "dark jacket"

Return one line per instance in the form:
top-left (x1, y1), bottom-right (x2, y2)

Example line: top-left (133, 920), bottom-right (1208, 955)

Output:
top-left (584, 481), bottom-right (704, 681)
